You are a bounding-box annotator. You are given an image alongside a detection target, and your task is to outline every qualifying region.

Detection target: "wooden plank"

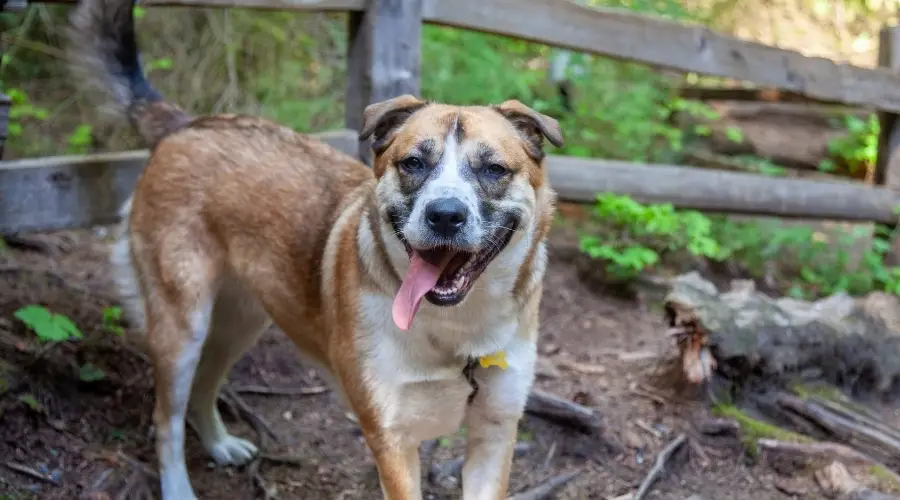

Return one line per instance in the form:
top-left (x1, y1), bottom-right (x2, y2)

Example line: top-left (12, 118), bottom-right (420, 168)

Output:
top-left (345, 0), bottom-right (422, 165)
top-left (875, 26), bottom-right (900, 265)
top-left (1, 0), bottom-right (28, 10)
top-left (41, 0), bottom-right (363, 9)
top-left (876, 26), bottom-right (900, 187)
top-left (0, 93), bottom-right (9, 160)
top-left (422, 0), bottom-right (900, 114)
top-left (677, 86), bottom-right (849, 106)
top-left (43, 0), bottom-right (900, 112)
top-left (546, 155), bottom-right (900, 225)
top-left (7, 142), bottom-right (900, 235)
top-left (0, 129), bottom-right (359, 234)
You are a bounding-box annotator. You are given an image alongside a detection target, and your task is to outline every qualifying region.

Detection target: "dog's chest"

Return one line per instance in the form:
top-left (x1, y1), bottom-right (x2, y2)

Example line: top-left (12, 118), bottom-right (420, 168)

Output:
top-left (358, 292), bottom-right (517, 442)
top-left (364, 347), bottom-right (475, 441)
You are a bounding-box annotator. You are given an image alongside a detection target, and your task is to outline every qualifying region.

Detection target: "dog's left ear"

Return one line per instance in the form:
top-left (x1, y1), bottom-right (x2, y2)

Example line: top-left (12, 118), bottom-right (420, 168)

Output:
top-left (493, 100), bottom-right (564, 160)
top-left (359, 94), bottom-right (428, 154)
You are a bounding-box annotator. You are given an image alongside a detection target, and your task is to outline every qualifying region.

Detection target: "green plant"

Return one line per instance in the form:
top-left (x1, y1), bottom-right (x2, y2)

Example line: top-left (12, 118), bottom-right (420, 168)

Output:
top-left (78, 363), bottom-right (106, 382)
top-left (66, 124), bottom-right (93, 154)
top-left (5, 88), bottom-right (49, 139)
top-left (102, 306), bottom-right (125, 336)
top-left (579, 194), bottom-right (724, 279)
top-left (14, 305), bottom-right (83, 343)
top-left (820, 114), bottom-right (879, 177)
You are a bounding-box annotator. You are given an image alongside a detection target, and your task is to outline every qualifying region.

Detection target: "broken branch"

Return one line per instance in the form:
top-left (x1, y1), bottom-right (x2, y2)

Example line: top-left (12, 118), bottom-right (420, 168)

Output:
top-left (525, 389), bottom-right (603, 434)
top-left (231, 385), bottom-right (329, 397)
top-left (633, 433), bottom-right (688, 500)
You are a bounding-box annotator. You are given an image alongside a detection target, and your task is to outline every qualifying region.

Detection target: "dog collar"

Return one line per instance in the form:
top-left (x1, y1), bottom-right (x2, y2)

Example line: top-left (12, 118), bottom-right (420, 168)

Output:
top-left (462, 351), bottom-right (508, 405)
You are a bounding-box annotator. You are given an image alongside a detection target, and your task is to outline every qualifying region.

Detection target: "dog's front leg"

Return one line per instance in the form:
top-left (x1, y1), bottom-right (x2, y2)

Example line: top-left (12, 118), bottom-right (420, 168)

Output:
top-left (461, 343), bottom-right (537, 500)
top-left (362, 427), bottom-right (423, 500)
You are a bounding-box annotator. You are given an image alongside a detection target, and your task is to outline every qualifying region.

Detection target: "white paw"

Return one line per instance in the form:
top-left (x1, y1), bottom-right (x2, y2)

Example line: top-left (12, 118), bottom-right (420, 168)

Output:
top-left (208, 435), bottom-right (258, 466)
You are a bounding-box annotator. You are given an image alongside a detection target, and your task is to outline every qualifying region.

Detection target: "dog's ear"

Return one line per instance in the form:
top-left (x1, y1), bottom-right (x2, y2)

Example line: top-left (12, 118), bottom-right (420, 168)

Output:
top-left (493, 100), bottom-right (564, 160)
top-left (359, 95), bottom-right (427, 154)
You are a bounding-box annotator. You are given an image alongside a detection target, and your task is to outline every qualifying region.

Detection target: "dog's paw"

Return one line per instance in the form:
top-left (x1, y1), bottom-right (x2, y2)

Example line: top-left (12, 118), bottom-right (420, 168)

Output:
top-left (209, 435), bottom-right (258, 466)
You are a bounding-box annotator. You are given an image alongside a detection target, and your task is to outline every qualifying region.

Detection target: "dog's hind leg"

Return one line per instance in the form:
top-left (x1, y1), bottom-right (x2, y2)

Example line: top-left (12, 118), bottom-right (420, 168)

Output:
top-left (142, 266), bottom-right (217, 500)
top-left (188, 276), bottom-right (271, 465)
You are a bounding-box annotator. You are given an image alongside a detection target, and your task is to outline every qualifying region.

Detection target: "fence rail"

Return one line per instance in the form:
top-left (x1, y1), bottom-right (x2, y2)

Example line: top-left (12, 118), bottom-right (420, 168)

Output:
top-left (5, 135), bottom-right (900, 234)
top-left (6, 0), bottom-right (900, 244)
top-left (43, 0), bottom-right (900, 113)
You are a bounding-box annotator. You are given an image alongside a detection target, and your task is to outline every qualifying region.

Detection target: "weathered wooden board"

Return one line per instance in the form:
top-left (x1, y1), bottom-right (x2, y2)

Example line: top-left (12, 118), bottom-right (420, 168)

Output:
top-left (345, 0), bottom-right (422, 165)
top-left (6, 138), bottom-right (900, 234)
top-left (40, 0), bottom-right (364, 9)
top-left (0, 129), bottom-right (358, 234)
top-left (43, 0), bottom-right (900, 113)
top-left (0, 93), bottom-right (10, 160)
top-left (546, 155), bottom-right (900, 225)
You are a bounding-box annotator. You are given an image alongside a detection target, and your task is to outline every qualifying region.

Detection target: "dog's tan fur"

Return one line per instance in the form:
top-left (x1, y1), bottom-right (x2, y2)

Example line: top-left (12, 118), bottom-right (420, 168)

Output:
top-left (68, 1), bottom-right (561, 498)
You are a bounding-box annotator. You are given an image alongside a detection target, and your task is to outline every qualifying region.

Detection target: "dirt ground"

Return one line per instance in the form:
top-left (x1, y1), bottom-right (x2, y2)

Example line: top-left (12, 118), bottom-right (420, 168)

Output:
top-left (0, 223), bottom-right (818, 500)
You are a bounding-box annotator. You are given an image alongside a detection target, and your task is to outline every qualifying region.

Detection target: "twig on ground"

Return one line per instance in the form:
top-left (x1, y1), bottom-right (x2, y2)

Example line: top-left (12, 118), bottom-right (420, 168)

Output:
top-left (525, 389), bottom-right (603, 434)
top-left (506, 469), bottom-right (582, 500)
top-left (247, 458), bottom-right (277, 500)
top-left (542, 441), bottom-right (557, 469)
top-left (696, 418), bottom-right (740, 436)
top-left (115, 451), bottom-right (159, 479)
top-left (3, 461), bottom-right (61, 486)
top-left (231, 385), bottom-right (329, 397)
top-left (259, 453), bottom-right (306, 466)
top-left (221, 387), bottom-right (278, 449)
top-left (633, 433), bottom-right (688, 500)
top-left (556, 357), bottom-right (607, 375)
top-left (635, 419), bottom-right (663, 439)
top-left (115, 469), bottom-right (154, 500)
top-left (631, 384), bottom-right (672, 406)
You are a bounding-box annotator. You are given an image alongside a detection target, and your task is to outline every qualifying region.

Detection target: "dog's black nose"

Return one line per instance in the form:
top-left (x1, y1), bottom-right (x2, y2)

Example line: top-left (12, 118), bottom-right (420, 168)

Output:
top-left (425, 198), bottom-right (469, 237)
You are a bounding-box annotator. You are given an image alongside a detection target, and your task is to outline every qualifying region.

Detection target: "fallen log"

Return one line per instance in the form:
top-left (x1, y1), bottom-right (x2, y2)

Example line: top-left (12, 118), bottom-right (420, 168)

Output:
top-left (524, 389), bottom-right (603, 434)
top-left (663, 272), bottom-right (900, 397)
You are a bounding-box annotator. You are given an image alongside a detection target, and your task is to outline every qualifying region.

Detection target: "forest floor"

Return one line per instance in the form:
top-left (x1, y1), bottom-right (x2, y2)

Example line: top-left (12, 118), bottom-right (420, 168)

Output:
top-left (0, 221), bottom-right (847, 500)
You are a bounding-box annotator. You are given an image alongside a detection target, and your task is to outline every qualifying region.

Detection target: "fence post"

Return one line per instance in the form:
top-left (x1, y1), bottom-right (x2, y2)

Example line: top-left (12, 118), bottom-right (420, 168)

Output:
top-left (345, 0), bottom-right (422, 165)
top-left (876, 25), bottom-right (900, 264)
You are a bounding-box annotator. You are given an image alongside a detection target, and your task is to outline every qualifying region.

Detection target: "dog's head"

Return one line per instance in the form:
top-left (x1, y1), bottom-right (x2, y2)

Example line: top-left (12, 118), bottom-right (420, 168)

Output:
top-left (359, 95), bottom-right (563, 329)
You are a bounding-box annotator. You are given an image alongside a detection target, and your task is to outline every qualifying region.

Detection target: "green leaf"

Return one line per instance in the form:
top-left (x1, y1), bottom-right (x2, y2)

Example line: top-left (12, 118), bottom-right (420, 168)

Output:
top-left (78, 363), bottom-right (106, 382)
top-left (14, 305), bottom-right (84, 342)
top-left (725, 126), bottom-right (744, 144)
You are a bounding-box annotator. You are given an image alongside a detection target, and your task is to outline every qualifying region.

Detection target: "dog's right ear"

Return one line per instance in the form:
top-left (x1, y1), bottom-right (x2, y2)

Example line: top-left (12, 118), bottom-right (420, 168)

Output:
top-left (359, 95), bottom-right (427, 154)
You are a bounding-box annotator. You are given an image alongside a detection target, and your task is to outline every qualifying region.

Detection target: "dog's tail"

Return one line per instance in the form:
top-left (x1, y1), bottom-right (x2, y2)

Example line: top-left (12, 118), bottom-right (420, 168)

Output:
top-left (66, 0), bottom-right (190, 147)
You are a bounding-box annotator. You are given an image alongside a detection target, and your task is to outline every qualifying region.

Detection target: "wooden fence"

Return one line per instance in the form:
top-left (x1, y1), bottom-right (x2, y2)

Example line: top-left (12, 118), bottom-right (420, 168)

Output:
top-left (5, 0), bottom-right (900, 238)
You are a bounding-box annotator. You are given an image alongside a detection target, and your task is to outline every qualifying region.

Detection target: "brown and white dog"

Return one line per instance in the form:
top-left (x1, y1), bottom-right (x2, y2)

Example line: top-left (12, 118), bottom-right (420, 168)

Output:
top-left (67, 0), bottom-right (562, 498)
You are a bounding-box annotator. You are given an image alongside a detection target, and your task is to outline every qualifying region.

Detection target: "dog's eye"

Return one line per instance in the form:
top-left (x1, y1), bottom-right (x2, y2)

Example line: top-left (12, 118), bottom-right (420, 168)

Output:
top-left (399, 157), bottom-right (425, 173)
top-left (483, 164), bottom-right (508, 178)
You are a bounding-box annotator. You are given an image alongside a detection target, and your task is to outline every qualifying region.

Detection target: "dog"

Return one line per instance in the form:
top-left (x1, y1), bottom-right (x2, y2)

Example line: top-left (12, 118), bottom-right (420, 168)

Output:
top-left (67, 0), bottom-right (563, 498)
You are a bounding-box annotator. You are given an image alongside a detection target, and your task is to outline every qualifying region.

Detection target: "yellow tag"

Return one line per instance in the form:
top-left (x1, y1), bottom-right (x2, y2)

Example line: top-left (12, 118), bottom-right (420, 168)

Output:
top-left (478, 351), bottom-right (508, 370)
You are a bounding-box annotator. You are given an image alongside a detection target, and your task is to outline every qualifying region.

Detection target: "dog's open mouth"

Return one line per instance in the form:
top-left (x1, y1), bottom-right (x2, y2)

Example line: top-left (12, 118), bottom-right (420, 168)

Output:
top-left (391, 223), bottom-right (517, 331)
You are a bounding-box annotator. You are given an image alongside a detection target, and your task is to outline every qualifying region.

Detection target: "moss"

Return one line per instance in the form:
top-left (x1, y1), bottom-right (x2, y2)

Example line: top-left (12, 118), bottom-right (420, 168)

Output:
top-left (869, 465), bottom-right (900, 493)
top-left (712, 403), bottom-right (814, 456)
top-left (790, 382), bottom-right (843, 402)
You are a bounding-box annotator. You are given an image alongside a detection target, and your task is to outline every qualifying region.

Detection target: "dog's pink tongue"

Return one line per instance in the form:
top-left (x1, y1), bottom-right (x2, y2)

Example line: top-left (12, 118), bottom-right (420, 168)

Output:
top-left (392, 251), bottom-right (451, 330)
